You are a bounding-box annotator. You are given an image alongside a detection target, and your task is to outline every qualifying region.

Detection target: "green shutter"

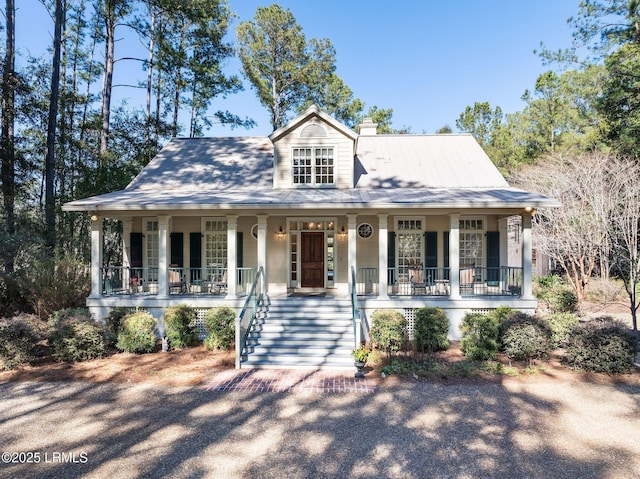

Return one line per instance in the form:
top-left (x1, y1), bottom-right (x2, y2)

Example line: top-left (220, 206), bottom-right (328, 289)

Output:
top-left (425, 231), bottom-right (437, 268)
top-left (130, 233), bottom-right (143, 268)
top-left (388, 231), bottom-right (396, 284)
top-left (486, 231), bottom-right (500, 284)
top-left (189, 232), bottom-right (202, 282)
top-left (170, 232), bottom-right (183, 267)
top-left (443, 231), bottom-right (450, 280)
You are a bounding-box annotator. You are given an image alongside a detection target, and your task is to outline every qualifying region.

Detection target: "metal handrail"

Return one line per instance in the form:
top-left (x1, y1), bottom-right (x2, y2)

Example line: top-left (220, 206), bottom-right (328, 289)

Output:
top-left (350, 266), bottom-right (361, 348)
top-left (235, 266), bottom-right (264, 369)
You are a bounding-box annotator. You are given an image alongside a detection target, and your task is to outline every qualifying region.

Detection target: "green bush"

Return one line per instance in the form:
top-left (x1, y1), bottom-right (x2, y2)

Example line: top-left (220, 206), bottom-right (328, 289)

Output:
top-left (0, 315), bottom-right (46, 370)
top-left (565, 318), bottom-right (636, 374)
top-left (460, 312), bottom-right (500, 360)
top-left (20, 256), bottom-right (90, 320)
top-left (413, 307), bottom-right (449, 357)
top-left (544, 312), bottom-right (580, 347)
top-left (536, 288), bottom-right (577, 313)
top-left (163, 305), bottom-right (198, 349)
top-left (105, 307), bottom-right (129, 347)
top-left (500, 313), bottom-right (553, 363)
top-left (117, 311), bottom-right (157, 354)
top-left (204, 306), bottom-right (236, 351)
top-left (369, 310), bottom-right (407, 358)
top-left (48, 309), bottom-right (106, 363)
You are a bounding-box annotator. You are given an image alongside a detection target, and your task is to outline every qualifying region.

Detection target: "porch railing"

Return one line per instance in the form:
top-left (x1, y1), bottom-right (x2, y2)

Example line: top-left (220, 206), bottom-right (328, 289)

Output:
top-left (351, 266), bottom-right (362, 348)
top-left (459, 266), bottom-right (522, 297)
top-left (356, 266), bottom-right (523, 297)
top-left (236, 266), bottom-right (264, 369)
top-left (100, 265), bottom-right (256, 296)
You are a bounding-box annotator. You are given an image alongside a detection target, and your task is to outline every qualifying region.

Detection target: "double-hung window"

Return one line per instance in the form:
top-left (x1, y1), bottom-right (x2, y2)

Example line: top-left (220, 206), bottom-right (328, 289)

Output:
top-left (292, 147), bottom-right (335, 185)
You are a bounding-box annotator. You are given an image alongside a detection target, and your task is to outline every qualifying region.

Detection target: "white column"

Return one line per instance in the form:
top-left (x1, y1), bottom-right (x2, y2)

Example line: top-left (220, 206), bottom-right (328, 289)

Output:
top-left (449, 214), bottom-right (460, 299)
top-left (378, 213), bottom-right (389, 299)
top-left (257, 215), bottom-right (267, 294)
top-left (521, 212), bottom-right (534, 299)
top-left (158, 215), bottom-right (170, 297)
top-left (347, 214), bottom-right (357, 292)
top-left (226, 215), bottom-right (238, 298)
top-left (89, 215), bottom-right (103, 298)
top-left (122, 218), bottom-right (132, 291)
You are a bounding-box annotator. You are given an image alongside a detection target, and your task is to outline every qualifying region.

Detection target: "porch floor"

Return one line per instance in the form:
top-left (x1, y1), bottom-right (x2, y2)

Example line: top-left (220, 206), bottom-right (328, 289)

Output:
top-left (204, 369), bottom-right (378, 393)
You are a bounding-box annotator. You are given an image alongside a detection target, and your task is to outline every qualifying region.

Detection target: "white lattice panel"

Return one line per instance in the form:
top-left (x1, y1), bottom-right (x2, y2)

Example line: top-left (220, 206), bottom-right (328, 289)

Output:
top-left (403, 308), bottom-right (416, 340)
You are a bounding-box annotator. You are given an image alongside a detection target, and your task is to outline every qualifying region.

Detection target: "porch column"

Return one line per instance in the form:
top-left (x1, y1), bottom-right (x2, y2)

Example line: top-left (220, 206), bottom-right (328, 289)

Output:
top-left (378, 213), bottom-right (389, 299)
top-left (158, 215), bottom-right (170, 297)
top-left (122, 218), bottom-right (132, 290)
top-left (521, 211), bottom-right (534, 299)
top-left (89, 214), bottom-right (103, 298)
top-left (347, 214), bottom-right (357, 292)
top-left (226, 215), bottom-right (238, 298)
top-left (257, 214), bottom-right (267, 294)
top-left (449, 214), bottom-right (460, 299)
top-left (498, 218), bottom-right (508, 266)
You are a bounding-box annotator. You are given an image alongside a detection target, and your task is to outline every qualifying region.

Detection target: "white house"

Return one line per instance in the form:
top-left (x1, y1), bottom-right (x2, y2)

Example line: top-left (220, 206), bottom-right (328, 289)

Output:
top-left (63, 105), bottom-right (559, 369)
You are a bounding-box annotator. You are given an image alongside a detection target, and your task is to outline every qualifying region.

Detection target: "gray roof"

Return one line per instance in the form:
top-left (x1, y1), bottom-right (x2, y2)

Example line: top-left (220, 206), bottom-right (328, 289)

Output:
top-left (63, 132), bottom-right (559, 212)
top-left (355, 134), bottom-right (509, 188)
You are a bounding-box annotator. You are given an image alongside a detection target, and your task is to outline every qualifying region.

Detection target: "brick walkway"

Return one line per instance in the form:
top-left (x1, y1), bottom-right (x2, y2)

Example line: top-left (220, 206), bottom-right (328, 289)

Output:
top-left (204, 369), bottom-right (377, 393)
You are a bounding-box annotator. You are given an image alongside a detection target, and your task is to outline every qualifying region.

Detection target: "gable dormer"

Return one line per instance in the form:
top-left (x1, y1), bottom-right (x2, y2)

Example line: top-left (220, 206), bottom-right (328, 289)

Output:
top-left (269, 105), bottom-right (358, 189)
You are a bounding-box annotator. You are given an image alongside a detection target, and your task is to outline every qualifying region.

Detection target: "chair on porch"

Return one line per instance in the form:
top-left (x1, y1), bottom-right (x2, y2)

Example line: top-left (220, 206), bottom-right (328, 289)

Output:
top-left (409, 268), bottom-right (430, 295)
top-left (460, 264), bottom-right (475, 294)
top-left (209, 269), bottom-right (227, 295)
top-left (169, 269), bottom-right (188, 294)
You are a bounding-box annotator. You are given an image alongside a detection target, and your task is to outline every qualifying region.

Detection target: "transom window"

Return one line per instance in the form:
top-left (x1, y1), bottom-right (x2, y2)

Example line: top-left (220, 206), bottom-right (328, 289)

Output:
top-left (292, 147), bottom-right (335, 185)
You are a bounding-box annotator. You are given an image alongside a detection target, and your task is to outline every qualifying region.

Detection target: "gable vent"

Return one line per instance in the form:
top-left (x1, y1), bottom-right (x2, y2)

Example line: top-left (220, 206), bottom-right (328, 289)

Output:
top-left (300, 123), bottom-right (327, 138)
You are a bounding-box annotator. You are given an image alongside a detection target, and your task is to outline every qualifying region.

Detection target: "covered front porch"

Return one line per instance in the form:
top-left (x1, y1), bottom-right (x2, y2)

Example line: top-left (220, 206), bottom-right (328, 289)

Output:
top-left (86, 209), bottom-right (535, 313)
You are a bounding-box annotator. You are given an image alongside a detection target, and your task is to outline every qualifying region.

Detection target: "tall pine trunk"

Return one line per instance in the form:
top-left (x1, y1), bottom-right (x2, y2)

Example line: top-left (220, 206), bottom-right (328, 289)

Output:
top-left (1, 0), bottom-right (15, 272)
top-left (45, 0), bottom-right (64, 253)
top-left (100, 0), bottom-right (115, 154)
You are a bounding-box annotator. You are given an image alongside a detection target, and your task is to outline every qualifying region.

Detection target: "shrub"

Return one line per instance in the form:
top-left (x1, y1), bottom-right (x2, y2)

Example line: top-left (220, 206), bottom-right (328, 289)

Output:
top-left (0, 273), bottom-right (27, 318)
top-left (0, 315), bottom-right (46, 370)
top-left (460, 312), bottom-right (500, 360)
top-left (565, 317), bottom-right (636, 374)
top-left (413, 307), bottom-right (449, 357)
top-left (544, 312), bottom-right (580, 347)
top-left (105, 307), bottom-right (129, 347)
top-left (369, 310), bottom-right (407, 358)
top-left (536, 288), bottom-right (577, 314)
top-left (20, 256), bottom-right (90, 320)
top-left (163, 305), bottom-right (198, 349)
top-left (500, 312), bottom-right (553, 364)
top-left (48, 309), bottom-right (106, 362)
top-left (204, 306), bottom-right (236, 350)
top-left (117, 311), bottom-right (157, 354)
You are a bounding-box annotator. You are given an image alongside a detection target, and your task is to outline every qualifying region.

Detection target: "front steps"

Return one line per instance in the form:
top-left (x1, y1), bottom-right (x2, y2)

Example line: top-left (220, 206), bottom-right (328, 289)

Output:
top-left (241, 296), bottom-right (355, 370)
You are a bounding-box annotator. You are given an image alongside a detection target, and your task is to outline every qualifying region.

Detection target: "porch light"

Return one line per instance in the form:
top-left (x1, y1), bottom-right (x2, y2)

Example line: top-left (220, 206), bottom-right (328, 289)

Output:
top-left (338, 226), bottom-right (347, 241)
top-left (524, 206), bottom-right (536, 215)
top-left (90, 212), bottom-right (99, 222)
top-left (277, 226), bottom-right (285, 240)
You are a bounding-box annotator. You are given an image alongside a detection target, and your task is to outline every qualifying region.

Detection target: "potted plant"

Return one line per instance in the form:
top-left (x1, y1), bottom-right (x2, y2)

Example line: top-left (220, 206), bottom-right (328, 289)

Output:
top-left (352, 345), bottom-right (370, 378)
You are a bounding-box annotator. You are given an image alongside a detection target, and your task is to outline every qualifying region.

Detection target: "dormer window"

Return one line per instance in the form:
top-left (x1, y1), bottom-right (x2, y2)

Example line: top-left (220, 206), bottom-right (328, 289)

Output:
top-left (292, 147), bottom-right (335, 185)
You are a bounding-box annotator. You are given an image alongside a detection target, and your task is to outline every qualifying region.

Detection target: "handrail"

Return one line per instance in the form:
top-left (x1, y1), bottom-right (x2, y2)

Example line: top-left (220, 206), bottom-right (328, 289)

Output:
top-left (350, 266), bottom-right (361, 348)
top-left (235, 266), bottom-right (264, 369)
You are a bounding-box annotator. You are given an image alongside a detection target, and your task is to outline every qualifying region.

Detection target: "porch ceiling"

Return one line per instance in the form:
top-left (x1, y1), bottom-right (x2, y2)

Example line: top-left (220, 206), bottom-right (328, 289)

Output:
top-left (62, 186), bottom-right (560, 213)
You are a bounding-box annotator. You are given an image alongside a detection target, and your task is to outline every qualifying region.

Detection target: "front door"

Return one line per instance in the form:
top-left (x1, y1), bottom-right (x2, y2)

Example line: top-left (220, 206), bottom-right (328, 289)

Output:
top-left (301, 232), bottom-right (324, 288)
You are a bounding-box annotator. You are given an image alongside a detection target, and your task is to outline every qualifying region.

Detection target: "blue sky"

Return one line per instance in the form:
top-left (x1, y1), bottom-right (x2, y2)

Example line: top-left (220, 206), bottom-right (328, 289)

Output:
top-left (17, 1), bottom-right (580, 136)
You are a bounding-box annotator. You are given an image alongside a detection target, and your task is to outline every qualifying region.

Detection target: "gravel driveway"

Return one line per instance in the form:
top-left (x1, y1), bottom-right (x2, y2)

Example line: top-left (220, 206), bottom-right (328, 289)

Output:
top-left (0, 376), bottom-right (638, 479)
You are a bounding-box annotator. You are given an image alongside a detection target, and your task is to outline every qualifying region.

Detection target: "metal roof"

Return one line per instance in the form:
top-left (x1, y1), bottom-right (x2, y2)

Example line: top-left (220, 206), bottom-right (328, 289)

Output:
top-left (63, 186), bottom-right (559, 212)
top-left (355, 134), bottom-right (509, 188)
top-left (62, 121), bottom-right (559, 213)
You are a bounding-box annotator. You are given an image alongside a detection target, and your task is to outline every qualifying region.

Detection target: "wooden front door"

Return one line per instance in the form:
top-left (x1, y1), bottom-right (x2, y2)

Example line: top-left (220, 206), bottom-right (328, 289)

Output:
top-left (301, 232), bottom-right (324, 288)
